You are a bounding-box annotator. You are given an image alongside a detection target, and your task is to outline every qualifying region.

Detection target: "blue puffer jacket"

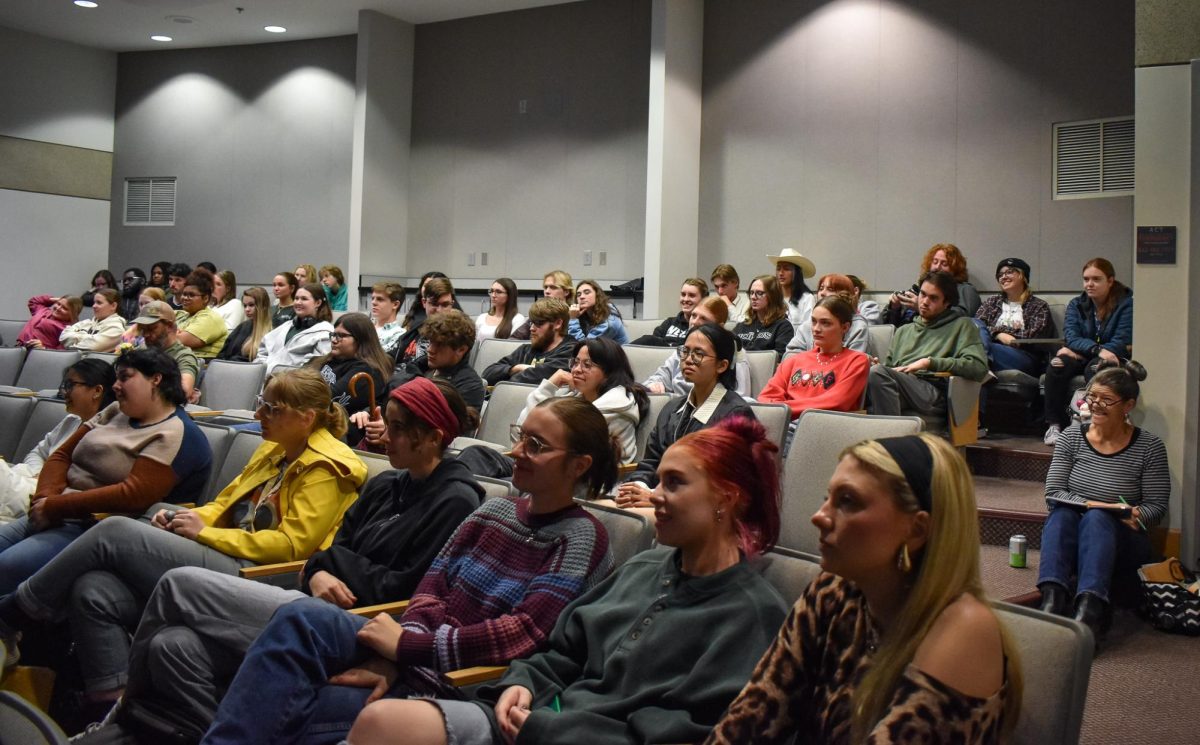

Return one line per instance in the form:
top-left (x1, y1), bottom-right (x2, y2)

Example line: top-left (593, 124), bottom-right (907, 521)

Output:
top-left (1063, 288), bottom-right (1133, 358)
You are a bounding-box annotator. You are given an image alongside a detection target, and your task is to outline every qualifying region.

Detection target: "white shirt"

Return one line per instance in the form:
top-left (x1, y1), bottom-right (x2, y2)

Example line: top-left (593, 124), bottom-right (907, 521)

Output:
top-left (214, 299), bottom-right (246, 332)
top-left (475, 312), bottom-right (526, 341)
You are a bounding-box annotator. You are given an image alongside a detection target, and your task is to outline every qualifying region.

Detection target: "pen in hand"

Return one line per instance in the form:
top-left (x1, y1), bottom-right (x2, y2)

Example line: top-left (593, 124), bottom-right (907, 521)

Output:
top-left (1117, 495), bottom-right (1147, 532)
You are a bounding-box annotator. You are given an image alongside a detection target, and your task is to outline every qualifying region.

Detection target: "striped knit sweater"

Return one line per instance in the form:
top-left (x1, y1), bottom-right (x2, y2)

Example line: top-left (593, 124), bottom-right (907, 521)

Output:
top-left (395, 495), bottom-right (613, 696)
top-left (1044, 423), bottom-right (1170, 527)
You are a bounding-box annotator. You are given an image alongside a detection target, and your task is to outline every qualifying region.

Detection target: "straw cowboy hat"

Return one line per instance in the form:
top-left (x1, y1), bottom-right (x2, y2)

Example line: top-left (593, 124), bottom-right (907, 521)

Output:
top-left (766, 248), bottom-right (816, 279)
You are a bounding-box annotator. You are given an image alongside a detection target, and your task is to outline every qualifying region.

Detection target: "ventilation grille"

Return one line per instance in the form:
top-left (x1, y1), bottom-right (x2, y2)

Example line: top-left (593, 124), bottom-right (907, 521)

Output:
top-left (124, 177), bottom-right (177, 225)
top-left (1053, 118), bottom-right (1133, 199)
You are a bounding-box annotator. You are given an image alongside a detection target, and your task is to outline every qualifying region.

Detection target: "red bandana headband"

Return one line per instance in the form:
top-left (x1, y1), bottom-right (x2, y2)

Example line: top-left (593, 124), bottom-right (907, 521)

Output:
top-left (390, 377), bottom-right (459, 447)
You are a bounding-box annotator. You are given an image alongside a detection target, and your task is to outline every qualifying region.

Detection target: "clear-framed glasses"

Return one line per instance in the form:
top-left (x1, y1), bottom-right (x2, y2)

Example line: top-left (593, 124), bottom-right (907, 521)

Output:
top-left (748, 290), bottom-right (768, 298)
top-left (1084, 394), bottom-right (1123, 412)
top-left (179, 291), bottom-right (201, 300)
top-left (254, 395), bottom-right (287, 417)
top-left (509, 424), bottom-right (570, 456)
top-left (997, 268), bottom-right (1020, 279)
top-left (488, 289), bottom-right (506, 296)
top-left (58, 380), bottom-right (84, 396)
top-left (676, 346), bottom-right (711, 365)
top-left (329, 331), bottom-right (353, 341)
top-left (569, 357), bottom-right (597, 372)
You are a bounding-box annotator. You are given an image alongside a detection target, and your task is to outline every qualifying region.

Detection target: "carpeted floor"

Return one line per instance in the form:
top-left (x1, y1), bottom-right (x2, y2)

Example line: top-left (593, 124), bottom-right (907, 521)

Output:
top-left (975, 476), bottom-right (1046, 513)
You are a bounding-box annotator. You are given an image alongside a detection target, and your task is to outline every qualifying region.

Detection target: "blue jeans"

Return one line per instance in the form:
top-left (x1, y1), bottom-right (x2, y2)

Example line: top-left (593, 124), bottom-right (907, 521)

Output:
top-left (972, 318), bottom-right (1040, 375)
top-left (1038, 506), bottom-right (1153, 603)
top-left (201, 598), bottom-right (381, 745)
top-left (0, 517), bottom-right (86, 595)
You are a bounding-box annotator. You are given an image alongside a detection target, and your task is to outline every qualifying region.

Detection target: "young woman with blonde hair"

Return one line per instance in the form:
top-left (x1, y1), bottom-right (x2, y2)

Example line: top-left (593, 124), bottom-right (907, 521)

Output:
top-left (217, 286), bottom-right (274, 362)
top-left (212, 270), bottom-right (246, 331)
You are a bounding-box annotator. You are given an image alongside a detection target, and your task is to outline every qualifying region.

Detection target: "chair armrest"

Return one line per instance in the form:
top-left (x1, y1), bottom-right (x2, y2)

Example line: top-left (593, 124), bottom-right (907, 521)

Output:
top-left (1008, 337), bottom-right (1065, 347)
top-left (442, 666), bottom-right (508, 687)
top-left (187, 409), bottom-right (227, 418)
top-left (945, 376), bottom-right (982, 447)
top-left (349, 600), bottom-right (411, 618)
top-left (240, 560), bottom-right (307, 580)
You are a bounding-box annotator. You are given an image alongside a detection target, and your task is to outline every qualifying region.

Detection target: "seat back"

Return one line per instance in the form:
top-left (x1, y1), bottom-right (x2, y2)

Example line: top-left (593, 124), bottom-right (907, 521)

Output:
top-left (865, 324), bottom-right (895, 360)
top-left (476, 475), bottom-right (519, 500)
top-left (744, 350), bottom-right (777, 396)
top-left (194, 422), bottom-right (237, 504)
top-left (622, 344), bottom-right (675, 383)
top-left (0, 690), bottom-right (68, 745)
top-left (362, 452), bottom-right (394, 483)
top-left (472, 338), bottom-right (525, 377)
top-left (780, 409), bottom-right (922, 553)
top-left (198, 360), bottom-right (267, 411)
top-left (635, 395), bottom-right (671, 463)
top-left (82, 351), bottom-right (118, 365)
top-left (753, 547), bottom-right (823, 605)
top-left (621, 318), bottom-right (662, 340)
top-left (204, 429), bottom-right (264, 503)
top-left (0, 347), bottom-right (25, 386)
top-left (0, 319), bottom-right (27, 348)
top-left (580, 501), bottom-right (656, 567)
top-left (15, 349), bottom-right (80, 392)
top-left (748, 401), bottom-right (791, 457)
top-left (994, 602), bottom-right (1094, 745)
top-left (12, 398), bottom-right (67, 463)
top-left (476, 381), bottom-right (535, 448)
top-left (0, 394), bottom-right (37, 461)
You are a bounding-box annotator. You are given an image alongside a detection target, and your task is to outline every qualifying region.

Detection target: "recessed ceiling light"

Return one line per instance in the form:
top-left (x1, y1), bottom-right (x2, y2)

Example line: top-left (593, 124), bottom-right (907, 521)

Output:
top-left (150, 35), bottom-right (173, 42)
top-left (264, 26), bottom-right (287, 33)
top-left (74, 1), bottom-right (99, 8)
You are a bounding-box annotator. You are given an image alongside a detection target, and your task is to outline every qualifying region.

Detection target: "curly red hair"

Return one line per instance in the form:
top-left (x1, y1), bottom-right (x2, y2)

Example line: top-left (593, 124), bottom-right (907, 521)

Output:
top-left (920, 243), bottom-right (968, 282)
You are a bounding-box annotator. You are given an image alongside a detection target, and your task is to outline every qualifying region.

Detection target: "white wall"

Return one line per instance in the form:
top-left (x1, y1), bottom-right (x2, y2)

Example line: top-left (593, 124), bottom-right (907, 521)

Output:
top-left (0, 26), bottom-right (115, 318)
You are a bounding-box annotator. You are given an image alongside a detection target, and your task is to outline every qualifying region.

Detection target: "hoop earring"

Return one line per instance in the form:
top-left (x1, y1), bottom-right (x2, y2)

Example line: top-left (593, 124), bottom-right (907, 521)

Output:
top-left (897, 544), bottom-right (912, 574)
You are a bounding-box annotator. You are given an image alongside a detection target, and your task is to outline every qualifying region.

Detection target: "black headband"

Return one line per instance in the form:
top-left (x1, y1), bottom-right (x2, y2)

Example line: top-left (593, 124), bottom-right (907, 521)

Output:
top-left (876, 436), bottom-right (934, 512)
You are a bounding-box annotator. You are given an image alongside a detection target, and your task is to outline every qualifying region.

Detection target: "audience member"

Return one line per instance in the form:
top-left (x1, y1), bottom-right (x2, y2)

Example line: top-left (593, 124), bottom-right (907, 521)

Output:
top-left (0, 368), bottom-right (363, 728)
top-left (166, 263), bottom-right (192, 310)
top-left (119, 288), bottom-right (165, 345)
top-left (320, 265), bottom-right (349, 312)
top-left (394, 277), bottom-right (457, 367)
top-left (387, 308), bottom-right (484, 411)
top-left (16, 295), bottom-right (80, 350)
top-left (149, 262), bottom-right (171, 293)
top-left (82, 378), bottom-right (483, 743)
top-left (217, 287), bottom-right (272, 362)
top-left (481, 297), bottom-right (575, 386)
top-left (1037, 366), bottom-right (1165, 642)
top-left (732, 274), bottom-right (794, 358)
top-left (847, 274), bottom-right (882, 325)
top-left (174, 269), bottom-right (229, 359)
top-left (198, 397), bottom-right (616, 744)
top-left (400, 272), bottom-right (450, 332)
top-left (887, 243), bottom-right (981, 324)
top-left (59, 288), bottom-right (125, 352)
top-left (970, 257), bottom-right (1056, 383)
top-left (81, 269), bottom-right (117, 309)
top-left (118, 268), bottom-right (147, 321)
top-left (1043, 257), bottom-right (1133, 446)
top-left (475, 277), bottom-right (524, 341)
top-left (708, 434), bottom-right (1022, 743)
top-left (768, 248), bottom-right (817, 329)
top-left (369, 282), bottom-right (405, 354)
top-left (615, 323), bottom-right (755, 508)
top-left (0, 359), bottom-right (115, 524)
top-left (0, 348), bottom-right (211, 597)
top-left (511, 270), bottom-right (573, 340)
top-left (784, 274), bottom-right (869, 353)
top-left (271, 271), bottom-right (299, 328)
top-left (257, 283), bottom-right (334, 374)
top-left (212, 270), bottom-right (246, 331)
top-left (867, 271), bottom-right (986, 417)
top-left (644, 296), bottom-right (751, 397)
top-left (133, 301), bottom-right (200, 401)
top-left (760, 294), bottom-right (871, 424)
top-left (631, 278), bottom-right (708, 346)
top-left (711, 263), bottom-right (750, 320)
top-left (568, 280), bottom-right (628, 344)
top-left (351, 417), bottom-right (788, 745)
top-left (196, 261), bottom-right (217, 274)
top-left (313, 313), bottom-right (391, 445)
top-left (294, 264), bottom-right (319, 285)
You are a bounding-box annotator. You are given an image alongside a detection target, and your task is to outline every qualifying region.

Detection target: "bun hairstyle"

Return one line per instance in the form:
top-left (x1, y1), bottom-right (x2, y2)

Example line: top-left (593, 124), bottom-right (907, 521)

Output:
top-left (263, 367), bottom-right (348, 440)
top-left (1089, 362), bottom-right (1147, 401)
top-left (673, 416), bottom-right (780, 556)
top-left (537, 396), bottom-right (620, 499)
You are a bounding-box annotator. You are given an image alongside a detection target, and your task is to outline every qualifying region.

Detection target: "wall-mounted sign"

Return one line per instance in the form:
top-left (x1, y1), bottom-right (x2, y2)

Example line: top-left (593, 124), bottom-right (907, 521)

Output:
top-left (1136, 225), bottom-right (1176, 265)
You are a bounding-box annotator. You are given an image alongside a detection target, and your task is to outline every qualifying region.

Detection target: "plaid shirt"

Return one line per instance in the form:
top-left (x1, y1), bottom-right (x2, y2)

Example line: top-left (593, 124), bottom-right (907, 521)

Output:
top-left (974, 294), bottom-right (1055, 339)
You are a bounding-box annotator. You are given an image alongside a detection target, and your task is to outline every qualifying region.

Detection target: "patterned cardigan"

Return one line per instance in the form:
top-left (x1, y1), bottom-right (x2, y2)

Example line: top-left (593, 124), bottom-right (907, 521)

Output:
top-left (974, 294), bottom-right (1055, 340)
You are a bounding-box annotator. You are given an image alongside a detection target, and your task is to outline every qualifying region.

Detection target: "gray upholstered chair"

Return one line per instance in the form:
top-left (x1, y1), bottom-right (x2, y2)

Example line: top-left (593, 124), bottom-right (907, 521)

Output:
top-left (0, 319), bottom-right (27, 348)
top-left (202, 429), bottom-right (264, 504)
top-left (471, 338), bottom-right (525, 378)
top-left (753, 546), bottom-right (822, 605)
top-left (0, 393), bottom-right (37, 461)
top-left (580, 500), bottom-right (656, 567)
top-left (12, 349), bottom-right (80, 393)
top-left (622, 344), bottom-right (676, 384)
top-left (743, 349), bottom-right (778, 396)
top-left (11, 398), bottom-right (66, 463)
top-left (197, 360), bottom-right (266, 411)
top-left (0, 347), bottom-right (25, 386)
top-left (748, 401), bottom-right (791, 459)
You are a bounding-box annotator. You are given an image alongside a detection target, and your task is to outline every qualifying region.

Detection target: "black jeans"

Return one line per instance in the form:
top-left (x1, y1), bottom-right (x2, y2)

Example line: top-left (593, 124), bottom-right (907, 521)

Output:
top-left (1043, 354), bottom-right (1090, 428)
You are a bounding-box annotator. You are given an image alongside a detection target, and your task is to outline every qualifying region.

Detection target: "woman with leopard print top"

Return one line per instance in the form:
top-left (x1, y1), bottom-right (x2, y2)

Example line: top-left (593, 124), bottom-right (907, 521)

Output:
top-left (708, 434), bottom-right (1024, 744)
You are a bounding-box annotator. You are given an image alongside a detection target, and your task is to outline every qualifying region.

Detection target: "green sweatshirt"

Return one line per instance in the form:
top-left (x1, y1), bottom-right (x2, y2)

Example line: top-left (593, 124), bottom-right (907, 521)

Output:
top-left (885, 309), bottom-right (987, 381)
top-left (475, 547), bottom-right (788, 745)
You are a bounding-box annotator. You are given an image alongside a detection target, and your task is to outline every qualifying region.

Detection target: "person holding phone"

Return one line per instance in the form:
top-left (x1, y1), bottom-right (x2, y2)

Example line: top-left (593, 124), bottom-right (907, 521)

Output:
top-left (1036, 365), bottom-right (1167, 643)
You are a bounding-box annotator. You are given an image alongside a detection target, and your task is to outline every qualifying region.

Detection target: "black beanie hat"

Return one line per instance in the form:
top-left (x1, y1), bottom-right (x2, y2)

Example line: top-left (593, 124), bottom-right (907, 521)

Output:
top-left (995, 257), bottom-right (1031, 283)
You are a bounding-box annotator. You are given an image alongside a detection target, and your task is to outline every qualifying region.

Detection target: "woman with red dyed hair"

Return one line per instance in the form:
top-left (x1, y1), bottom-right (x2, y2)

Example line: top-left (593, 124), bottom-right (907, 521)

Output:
top-left (344, 417), bottom-right (788, 745)
top-left (887, 243), bottom-right (982, 324)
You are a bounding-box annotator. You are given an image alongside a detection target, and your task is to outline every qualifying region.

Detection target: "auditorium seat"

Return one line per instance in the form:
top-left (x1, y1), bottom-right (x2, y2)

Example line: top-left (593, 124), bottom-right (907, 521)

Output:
top-left (0, 319), bottom-right (25, 348)
top-left (9, 349), bottom-right (80, 394)
top-left (197, 360), bottom-right (266, 411)
top-left (202, 429), bottom-right (263, 503)
top-left (753, 546), bottom-right (823, 604)
top-left (748, 401), bottom-right (790, 458)
top-left (470, 337), bottom-right (524, 378)
top-left (743, 349), bottom-right (777, 395)
top-left (11, 398), bottom-right (66, 463)
top-left (0, 393), bottom-right (37, 461)
top-left (622, 344), bottom-right (675, 383)
top-left (0, 347), bottom-right (25, 386)
top-left (454, 380), bottom-right (534, 451)
top-left (620, 318), bottom-right (662, 340)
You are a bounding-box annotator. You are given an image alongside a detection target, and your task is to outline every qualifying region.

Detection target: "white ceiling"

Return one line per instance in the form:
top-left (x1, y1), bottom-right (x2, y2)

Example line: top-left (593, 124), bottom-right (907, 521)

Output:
top-left (0, 0), bottom-right (584, 52)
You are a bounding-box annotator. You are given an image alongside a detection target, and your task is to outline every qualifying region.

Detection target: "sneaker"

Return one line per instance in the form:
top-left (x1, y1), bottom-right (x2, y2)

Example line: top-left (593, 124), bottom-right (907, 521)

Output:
top-left (67, 698), bottom-right (121, 742)
top-left (1, 631), bottom-right (20, 673)
top-left (976, 427), bottom-right (989, 440)
top-left (1043, 424), bottom-right (1061, 446)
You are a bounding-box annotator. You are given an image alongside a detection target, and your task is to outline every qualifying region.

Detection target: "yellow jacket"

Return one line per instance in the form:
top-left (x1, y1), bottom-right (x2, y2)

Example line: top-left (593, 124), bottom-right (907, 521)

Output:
top-left (191, 428), bottom-right (367, 564)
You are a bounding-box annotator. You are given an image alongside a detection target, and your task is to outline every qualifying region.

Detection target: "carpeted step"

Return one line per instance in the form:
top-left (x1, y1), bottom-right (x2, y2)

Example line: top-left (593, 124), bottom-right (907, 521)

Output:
top-left (967, 434), bottom-right (1054, 482)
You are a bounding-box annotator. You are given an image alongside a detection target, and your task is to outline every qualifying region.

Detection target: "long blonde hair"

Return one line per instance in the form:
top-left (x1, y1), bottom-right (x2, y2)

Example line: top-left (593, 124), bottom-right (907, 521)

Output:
top-left (845, 434), bottom-right (1023, 740)
top-left (241, 287), bottom-right (274, 360)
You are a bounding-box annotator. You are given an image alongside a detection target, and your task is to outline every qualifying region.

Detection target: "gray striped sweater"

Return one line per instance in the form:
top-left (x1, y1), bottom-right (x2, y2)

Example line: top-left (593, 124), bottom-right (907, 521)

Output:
top-left (1044, 423), bottom-right (1170, 527)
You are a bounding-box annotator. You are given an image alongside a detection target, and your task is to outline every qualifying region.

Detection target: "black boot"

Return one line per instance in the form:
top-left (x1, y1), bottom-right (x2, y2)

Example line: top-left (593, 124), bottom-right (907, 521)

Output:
top-left (1073, 592), bottom-right (1110, 645)
top-left (1038, 583), bottom-right (1071, 617)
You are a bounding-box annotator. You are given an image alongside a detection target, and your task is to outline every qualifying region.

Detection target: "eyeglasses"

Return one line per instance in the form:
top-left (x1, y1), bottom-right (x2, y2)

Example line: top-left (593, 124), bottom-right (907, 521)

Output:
top-left (179, 292), bottom-right (201, 300)
top-left (509, 424), bottom-right (571, 456)
top-left (329, 331), bottom-right (354, 341)
top-left (426, 298), bottom-right (455, 309)
top-left (997, 269), bottom-right (1020, 279)
top-left (528, 318), bottom-right (551, 328)
top-left (1084, 394), bottom-right (1124, 412)
top-left (748, 290), bottom-right (768, 298)
top-left (254, 395), bottom-right (287, 417)
top-left (569, 357), bottom-right (597, 372)
top-left (676, 346), bottom-right (712, 364)
top-left (58, 380), bottom-right (84, 395)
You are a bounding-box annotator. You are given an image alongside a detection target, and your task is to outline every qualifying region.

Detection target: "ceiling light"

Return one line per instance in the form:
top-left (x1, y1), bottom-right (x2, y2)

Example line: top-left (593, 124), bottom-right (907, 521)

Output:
top-left (74, 1), bottom-right (99, 8)
top-left (150, 35), bottom-right (173, 42)
top-left (264, 26), bottom-right (286, 33)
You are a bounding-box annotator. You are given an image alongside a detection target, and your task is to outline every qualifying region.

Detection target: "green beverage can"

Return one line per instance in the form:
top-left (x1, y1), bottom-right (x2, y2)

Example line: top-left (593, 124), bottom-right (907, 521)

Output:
top-left (1009, 534), bottom-right (1027, 568)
